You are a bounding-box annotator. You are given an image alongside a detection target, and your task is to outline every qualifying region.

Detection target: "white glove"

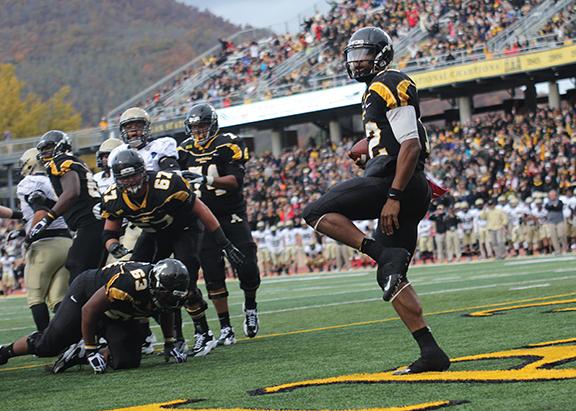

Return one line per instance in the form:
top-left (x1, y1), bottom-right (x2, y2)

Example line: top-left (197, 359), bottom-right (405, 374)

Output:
top-left (87, 350), bottom-right (106, 374)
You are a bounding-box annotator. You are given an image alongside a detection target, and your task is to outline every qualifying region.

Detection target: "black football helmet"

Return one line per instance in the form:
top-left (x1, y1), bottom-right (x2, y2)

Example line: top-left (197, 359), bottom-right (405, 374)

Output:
top-left (344, 27), bottom-right (394, 83)
top-left (36, 130), bottom-right (72, 165)
top-left (149, 259), bottom-right (190, 311)
top-left (184, 103), bottom-right (219, 146)
top-left (111, 149), bottom-right (147, 195)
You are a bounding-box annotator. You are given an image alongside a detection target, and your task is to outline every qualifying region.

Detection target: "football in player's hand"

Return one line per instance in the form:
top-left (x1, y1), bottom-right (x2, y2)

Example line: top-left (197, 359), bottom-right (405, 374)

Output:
top-left (348, 138), bottom-right (369, 163)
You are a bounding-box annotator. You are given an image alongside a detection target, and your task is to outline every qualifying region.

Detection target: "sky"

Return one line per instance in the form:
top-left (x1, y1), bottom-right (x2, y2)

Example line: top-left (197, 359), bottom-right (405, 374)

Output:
top-left (177, 0), bottom-right (331, 33)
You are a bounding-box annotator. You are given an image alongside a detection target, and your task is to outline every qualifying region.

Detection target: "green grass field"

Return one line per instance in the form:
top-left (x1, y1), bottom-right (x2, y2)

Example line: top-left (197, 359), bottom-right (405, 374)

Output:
top-left (1, 255), bottom-right (576, 411)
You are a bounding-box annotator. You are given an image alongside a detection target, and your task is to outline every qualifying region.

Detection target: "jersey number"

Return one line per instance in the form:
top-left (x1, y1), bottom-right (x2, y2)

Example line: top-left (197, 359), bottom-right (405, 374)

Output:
top-left (86, 172), bottom-right (101, 199)
top-left (187, 165), bottom-right (226, 198)
top-left (130, 268), bottom-right (148, 291)
top-left (153, 171), bottom-right (173, 190)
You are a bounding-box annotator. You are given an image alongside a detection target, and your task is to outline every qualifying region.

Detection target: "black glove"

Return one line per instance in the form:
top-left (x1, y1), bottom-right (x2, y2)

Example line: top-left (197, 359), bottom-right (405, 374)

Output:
top-left (222, 241), bottom-right (245, 267)
top-left (108, 242), bottom-right (130, 259)
top-left (181, 171), bottom-right (213, 186)
top-left (27, 191), bottom-right (49, 207)
top-left (163, 340), bottom-right (187, 363)
top-left (181, 171), bottom-right (205, 184)
top-left (29, 213), bottom-right (56, 239)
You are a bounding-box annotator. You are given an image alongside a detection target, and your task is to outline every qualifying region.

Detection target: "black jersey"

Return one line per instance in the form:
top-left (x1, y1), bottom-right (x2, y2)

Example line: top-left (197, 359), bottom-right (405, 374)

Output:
top-left (101, 171), bottom-right (196, 232)
top-left (47, 153), bottom-right (101, 230)
top-left (96, 261), bottom-right (156, 320)
top-left (362, 69), bottom-right (430, 176)
top-left (178, 132), bottom-right (249, 217)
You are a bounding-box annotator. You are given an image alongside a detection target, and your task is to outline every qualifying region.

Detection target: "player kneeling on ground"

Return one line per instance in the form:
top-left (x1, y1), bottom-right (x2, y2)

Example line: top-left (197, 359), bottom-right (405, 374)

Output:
top-left (0, 259), bottom-right (189, 374)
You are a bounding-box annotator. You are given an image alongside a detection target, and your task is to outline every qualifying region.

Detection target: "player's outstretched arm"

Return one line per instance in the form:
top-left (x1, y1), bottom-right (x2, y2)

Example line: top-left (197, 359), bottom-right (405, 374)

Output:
top-left (192, 198), bottom-right (245, 267)
top-left (0, 206), bottom-right (23, 220)
top-left (82, 287), bottom-right (112, 373)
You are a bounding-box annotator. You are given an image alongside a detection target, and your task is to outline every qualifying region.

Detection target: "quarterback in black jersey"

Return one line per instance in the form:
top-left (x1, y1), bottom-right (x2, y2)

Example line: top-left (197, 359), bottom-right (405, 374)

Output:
top-left (303, 27), bottom-right (449, 374)
top-left (178, 103), bottom-right (261, 345)
top-left (101, 149), bottom-right (244, 356)
top-left (0, 259), bottom-right (189, 373)
top-left (31, 130), bottom-right (105, 282)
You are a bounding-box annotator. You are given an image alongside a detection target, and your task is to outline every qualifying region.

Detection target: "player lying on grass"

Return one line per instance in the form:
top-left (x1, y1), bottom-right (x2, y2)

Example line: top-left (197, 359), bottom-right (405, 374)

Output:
top-left (0, 259), bottom-right (190, 374)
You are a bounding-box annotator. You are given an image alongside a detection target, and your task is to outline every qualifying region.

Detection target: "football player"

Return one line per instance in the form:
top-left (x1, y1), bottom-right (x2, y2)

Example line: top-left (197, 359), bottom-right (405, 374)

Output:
top-left (16, 148), bottom-right (73, 331)
top-left (101, 149), bottom-right (244, 356)
top-left (108, 107), bottom-right (179, 172)
top-left (93, 137), bottom-right (123, 193)
top-left (0, 259), bottom-right (189, 373)
top-left (33, 130), bottom-right (105, 282)
top-left (302, 27), bottom-right (449, 374)
top-left (178, 103), bottom-right (261, 344)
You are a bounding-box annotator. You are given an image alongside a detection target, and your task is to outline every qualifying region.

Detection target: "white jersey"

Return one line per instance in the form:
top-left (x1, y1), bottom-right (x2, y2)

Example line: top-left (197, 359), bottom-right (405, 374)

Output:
top-left (16, 174), bottom-right (69, 233)
top-left (456, 210), bottom-right (474, 233)
top-left (297, 226), bottom-right (316, 247)
top-left (93, 170), bottom-right (115, 194)
top-left (265, 232), bottom-right (284, 253)
top-left (472, 207), bottom-right (486, 232)
top-left (304, 243), bottom-right (323, 257)
top-left (531, 205), bottom-right (547, 224)
top-left (507, 205), bottom-right (526, 226)
top-left (252, 229), bottom-right (269, 248)
top-left (1, 255), bottom-right (15, 275)
top-left (281, 227), bottom-right (298, 247)
top-left (109, 137), bottom-right (178, 172)
top-left (418, 218), bottom-right (433, 237)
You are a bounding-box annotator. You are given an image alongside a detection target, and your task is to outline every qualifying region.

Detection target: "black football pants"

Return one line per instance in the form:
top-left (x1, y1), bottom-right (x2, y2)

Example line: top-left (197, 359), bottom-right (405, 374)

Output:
top-left (302, 172), bottom-right (431, 256)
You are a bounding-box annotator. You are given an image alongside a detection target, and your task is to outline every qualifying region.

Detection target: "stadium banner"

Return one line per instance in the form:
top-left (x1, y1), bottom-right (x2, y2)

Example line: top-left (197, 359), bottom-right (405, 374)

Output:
top-left (151, 44), bottom-right (576, 133)
top-left (411, 44), bottom-right (576, 89)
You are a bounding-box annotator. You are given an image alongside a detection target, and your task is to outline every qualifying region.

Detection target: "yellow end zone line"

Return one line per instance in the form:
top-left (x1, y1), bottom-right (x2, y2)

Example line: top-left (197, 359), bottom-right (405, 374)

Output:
top-left (3, 291), bottom-right (576, 373)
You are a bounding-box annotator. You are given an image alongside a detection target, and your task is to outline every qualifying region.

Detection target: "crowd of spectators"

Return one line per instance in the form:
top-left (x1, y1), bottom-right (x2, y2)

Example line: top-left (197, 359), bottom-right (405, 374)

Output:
top-left (3, 103), bottom-right (574, 285)
top-left (123, 0), bottom-right (576, 124)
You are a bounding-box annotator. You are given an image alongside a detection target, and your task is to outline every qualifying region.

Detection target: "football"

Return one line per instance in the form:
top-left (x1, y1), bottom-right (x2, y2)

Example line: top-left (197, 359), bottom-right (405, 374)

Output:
top-left (348, 138), bottom-right (369, 161)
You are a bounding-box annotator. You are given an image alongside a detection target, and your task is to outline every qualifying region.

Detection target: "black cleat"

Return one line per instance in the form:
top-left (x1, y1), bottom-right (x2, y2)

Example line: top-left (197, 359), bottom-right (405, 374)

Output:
top-left (51, 341), bottom-right (87, 374)
top-left (393, 350), bottom-right (450, 375)
top-left (377, 248), bottom-right (411, 301)
top-left (0, 345), bottom-right (11, 365)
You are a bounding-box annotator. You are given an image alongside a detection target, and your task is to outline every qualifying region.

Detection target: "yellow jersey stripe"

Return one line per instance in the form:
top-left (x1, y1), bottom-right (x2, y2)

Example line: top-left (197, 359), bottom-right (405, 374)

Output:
top-left (369, 82), bottom-right (398, 109)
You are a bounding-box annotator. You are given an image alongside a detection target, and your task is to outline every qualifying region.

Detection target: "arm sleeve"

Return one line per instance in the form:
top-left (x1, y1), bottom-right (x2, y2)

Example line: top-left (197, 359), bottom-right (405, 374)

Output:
top-left (385, 106), bottom-right (419, 144)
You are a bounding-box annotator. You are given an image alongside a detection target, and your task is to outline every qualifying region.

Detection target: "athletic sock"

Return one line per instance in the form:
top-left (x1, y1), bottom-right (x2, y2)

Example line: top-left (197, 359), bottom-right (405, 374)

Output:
top-left (360, 237), bottom-right (384, 261)
top-left (30, 303), bottom-right (50, 332)
top-left (412, 326), bottom-right (441, 355)
top-left (193, 315), bottom-right (209, 334)
top-left (174, 309), bottom-right (184, 340)
top-left (244, 293), bottom-right (257, 310)
top-left (218, 312), bottom-right (231, 329)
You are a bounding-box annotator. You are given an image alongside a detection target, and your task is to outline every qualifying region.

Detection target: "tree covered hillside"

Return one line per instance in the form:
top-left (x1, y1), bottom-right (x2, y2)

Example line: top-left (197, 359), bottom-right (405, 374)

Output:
top-left (0, 0), bottom-right (241, 126)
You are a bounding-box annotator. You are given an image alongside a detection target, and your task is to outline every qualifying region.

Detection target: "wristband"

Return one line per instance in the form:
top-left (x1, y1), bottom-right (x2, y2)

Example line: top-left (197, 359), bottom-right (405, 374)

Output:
top-left (388, 188), bottom-right (403, 201)
top-left (84, 344), bottom-right (98, 350)
top-left (46, 210), bottom-right (58, 221)
top-left (11, 210), bottom-right (23, 220)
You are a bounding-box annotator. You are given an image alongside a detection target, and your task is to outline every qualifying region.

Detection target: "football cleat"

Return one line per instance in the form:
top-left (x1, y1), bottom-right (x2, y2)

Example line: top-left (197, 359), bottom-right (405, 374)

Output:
top-left (174, 339), bottom-right (188, 353)
top-left (392, 350), bottom-right (450, 375)
top-left (0, 345), bottom-right (11, 365)
top-left (243, 304), bottom-right (259, 338)
top-left (217, 326), bottom-right (237, 346)
top-left (377, 248), bottom-right (411, 302)
top-left (141, 332), bottom-right (157, 355)
top-left (188, 330), bottom-right (217, 357)
top-left (51, 341), bottom-right (87, 374)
